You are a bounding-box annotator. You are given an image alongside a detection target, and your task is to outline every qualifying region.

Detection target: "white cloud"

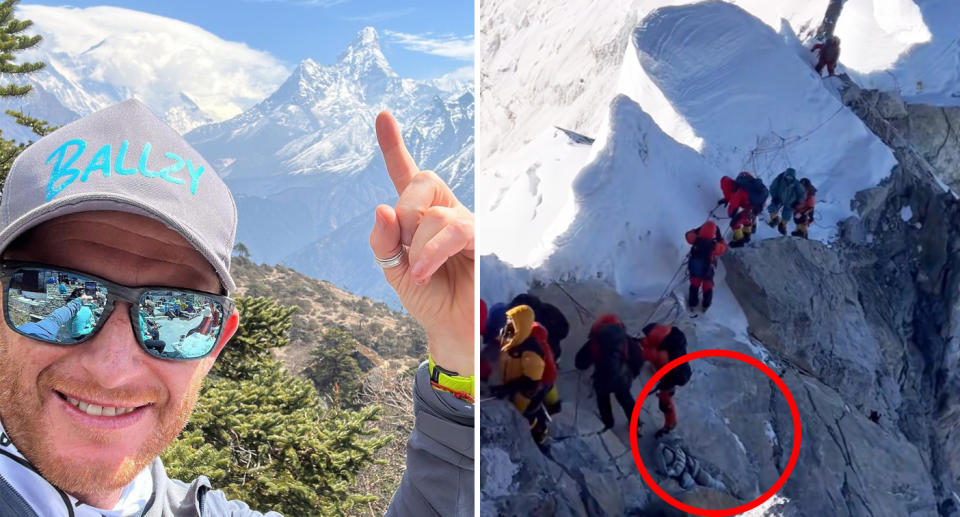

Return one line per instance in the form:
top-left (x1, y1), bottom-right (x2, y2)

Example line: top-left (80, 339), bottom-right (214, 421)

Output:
top-left (434, 65), bottom-right (474, 92)
top-left (19, 5), bottom-right (291, 122)
top-left (440, 66), bottom-right (475, 82)
top-left (383, 30), bottom-right (474, 61)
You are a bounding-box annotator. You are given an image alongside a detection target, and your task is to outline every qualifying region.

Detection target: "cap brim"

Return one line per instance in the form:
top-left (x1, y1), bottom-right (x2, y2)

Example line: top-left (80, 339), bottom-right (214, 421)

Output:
top-left (0, 192), bottom-right (236, 293)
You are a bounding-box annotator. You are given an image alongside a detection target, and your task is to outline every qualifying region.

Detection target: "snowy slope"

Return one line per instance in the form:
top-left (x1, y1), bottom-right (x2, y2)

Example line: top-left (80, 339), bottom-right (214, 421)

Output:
top-left (479, 0), bottom-right (960, 168)
top-left (477, 127), bottom-right (593, 267)
top-left (847, 0), bottom-right (960, 105)
top-left (480, 0), bottom-right (896, 297)
top-left (544, 95), bottom-right (725, 299)
top-left (627, 2), bottom-right (895, 240)
top-left (478, 0), bottom-right (639, 162)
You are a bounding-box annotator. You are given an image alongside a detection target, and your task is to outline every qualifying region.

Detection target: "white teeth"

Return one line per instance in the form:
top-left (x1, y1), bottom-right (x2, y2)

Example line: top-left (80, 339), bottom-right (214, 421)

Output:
top-left (65, 396), bottom-right (136, 416)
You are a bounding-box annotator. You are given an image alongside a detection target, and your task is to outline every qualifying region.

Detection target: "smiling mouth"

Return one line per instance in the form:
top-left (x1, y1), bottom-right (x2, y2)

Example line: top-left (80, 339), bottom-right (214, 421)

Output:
top-left (55, 391), bottom-right (149, 417)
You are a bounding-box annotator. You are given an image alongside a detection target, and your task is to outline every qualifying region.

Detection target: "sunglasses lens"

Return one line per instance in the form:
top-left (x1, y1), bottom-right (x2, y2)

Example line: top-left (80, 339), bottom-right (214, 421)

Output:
top-left (6, 267), bottom-right (107, 344)
top-left (138, 291), bottom-right (224, 360)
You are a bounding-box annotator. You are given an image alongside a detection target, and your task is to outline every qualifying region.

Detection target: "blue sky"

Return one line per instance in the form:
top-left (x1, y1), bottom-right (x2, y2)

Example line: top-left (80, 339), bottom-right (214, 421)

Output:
top-left (21, 0), bottom-right (474, 80)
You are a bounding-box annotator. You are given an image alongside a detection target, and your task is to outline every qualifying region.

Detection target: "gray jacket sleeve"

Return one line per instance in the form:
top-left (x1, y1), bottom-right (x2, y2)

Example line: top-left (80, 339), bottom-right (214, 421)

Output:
top-left (384, 361), bottom-right (474, 517)
top-left (145, 459), bottom-right (283, 517)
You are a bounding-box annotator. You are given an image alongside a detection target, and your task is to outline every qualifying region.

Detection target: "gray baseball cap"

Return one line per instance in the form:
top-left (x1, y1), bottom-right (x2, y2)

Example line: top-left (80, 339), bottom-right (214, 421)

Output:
top-left (0, 99), bottom-right (237, 293)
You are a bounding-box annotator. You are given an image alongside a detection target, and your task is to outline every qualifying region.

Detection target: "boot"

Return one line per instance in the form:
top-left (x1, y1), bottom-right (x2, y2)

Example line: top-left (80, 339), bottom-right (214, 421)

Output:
top-left (688, 284), bottom-right (699, 310)
top-left (702, 289), bottom-right (713, 312)
top-left (777, 219), bottom-right (788, 235)
top-left (792, 223), bottom-right (809, 239)
top-left (767, 212), bottom-right (780, 228)
top-left (534, 428), bottom-right (550, 446)
top-left (730, 228), bottom-right (745, 248)
top-left (546, 399), bottom-right (562, 415)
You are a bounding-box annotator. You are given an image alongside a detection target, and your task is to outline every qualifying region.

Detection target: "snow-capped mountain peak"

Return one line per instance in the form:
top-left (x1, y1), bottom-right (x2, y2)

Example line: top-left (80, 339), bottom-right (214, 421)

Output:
top-left (338, 26), bottom-right (391, 69)
top-left (336, 27), bottom-right (398, 101)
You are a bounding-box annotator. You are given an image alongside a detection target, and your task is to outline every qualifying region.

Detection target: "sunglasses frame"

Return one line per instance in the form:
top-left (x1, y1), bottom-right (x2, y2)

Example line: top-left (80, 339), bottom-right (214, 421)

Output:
top-left (0, 260), bottom-right (234, 361)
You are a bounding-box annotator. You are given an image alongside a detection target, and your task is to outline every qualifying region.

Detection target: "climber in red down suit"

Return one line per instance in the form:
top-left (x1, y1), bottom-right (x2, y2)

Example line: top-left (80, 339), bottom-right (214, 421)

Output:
top-left (640, 323), bottom-right (691, 439)
top-left (719, 171), bottom-right (768, 248)
top-left (812, 36), bottom-right (841, 77)
top-left (685, 221), bottom-right (727, 313)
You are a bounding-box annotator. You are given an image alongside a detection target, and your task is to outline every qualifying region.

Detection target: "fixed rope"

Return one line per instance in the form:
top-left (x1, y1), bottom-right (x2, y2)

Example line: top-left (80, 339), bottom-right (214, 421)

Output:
top-left (554, 281), bottom-right (595, 324)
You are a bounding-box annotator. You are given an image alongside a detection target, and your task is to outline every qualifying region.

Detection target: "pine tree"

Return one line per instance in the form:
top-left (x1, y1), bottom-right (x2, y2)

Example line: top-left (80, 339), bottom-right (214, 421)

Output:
top-left (308, 328), bottom-right (364, 408)
top-left (163, 296), bottom-right (388, 516)
top-left (232, 242), bottom-right (251, 259)
top-left (0, 0), bottom-right (56, 189)
top-left (212, 296), bottom-right (296, 380)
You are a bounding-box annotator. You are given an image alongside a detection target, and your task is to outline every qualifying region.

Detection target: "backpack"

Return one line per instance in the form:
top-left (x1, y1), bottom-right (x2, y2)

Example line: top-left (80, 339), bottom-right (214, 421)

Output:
top-left (530, 323), bottom-right (557, 386)
top-left (736, 174), bottom-right (769, 212)
top-left (662, 362), bottom-right (693, 389)
top-left (590, 323), bottom-right (636, 382)
top-left (537, 302), bottom-right (569, 359)
top-left (658, 328), bottom-right (692, 389)
top-left (689, 238), bottom-right (717, 263)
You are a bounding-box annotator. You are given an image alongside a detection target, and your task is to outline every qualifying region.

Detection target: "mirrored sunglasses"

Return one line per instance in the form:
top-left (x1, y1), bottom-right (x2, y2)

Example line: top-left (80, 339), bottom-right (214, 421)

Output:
top-left (1, 261), bottom-right (233, 361)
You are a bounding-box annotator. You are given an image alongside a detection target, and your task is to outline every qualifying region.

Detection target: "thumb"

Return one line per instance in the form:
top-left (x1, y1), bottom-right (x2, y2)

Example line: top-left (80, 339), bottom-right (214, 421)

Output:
top-left (370, 204), bottom-right (407, 287)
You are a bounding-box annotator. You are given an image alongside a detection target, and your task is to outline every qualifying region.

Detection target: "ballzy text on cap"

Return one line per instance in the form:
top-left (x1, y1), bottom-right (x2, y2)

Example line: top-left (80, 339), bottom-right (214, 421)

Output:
top-left (0, 99), bottom-right (238, 293)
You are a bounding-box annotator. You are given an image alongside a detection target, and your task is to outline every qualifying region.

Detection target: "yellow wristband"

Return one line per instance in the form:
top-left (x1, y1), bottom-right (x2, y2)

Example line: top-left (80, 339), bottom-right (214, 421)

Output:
top-left (429, 355), bottom-right (474, 403)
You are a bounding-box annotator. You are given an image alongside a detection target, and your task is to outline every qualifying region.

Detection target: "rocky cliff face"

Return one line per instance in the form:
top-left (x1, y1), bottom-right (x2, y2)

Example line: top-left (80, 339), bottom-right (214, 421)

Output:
top-left (720, 79), bottom-right (960, 514)
top-left (886, 102), bottom-right (960, 193)
top-left (481, 82), bottom-right (960, 516)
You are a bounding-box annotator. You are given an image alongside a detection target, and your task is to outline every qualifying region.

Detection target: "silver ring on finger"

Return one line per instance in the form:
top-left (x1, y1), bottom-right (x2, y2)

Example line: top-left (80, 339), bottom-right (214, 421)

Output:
top-left (375, 248), bottom-right (405, 269)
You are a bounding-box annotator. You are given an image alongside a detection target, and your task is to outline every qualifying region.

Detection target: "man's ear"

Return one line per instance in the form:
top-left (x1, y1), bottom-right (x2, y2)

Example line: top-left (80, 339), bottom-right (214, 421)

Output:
top-left (209, 309), bottom-right (240, 361)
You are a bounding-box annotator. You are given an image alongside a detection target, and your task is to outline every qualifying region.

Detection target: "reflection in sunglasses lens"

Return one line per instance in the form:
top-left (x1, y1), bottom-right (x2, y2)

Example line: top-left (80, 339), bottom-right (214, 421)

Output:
top-left (7, 268), bottom-right (105, 344)
top-left (139, 292), bottom-right (223, 359)
top-left (5, 267), bottom-right (224, 360)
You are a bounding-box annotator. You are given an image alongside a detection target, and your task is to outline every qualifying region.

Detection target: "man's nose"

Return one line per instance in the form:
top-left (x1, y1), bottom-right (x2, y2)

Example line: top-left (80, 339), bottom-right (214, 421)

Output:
top-left (75, 302), bottom-right (145, 388)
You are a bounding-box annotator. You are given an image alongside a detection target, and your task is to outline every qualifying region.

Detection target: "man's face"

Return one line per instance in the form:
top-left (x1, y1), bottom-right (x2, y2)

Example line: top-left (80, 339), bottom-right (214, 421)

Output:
top-left (0, 211), bottom-right (229, 503)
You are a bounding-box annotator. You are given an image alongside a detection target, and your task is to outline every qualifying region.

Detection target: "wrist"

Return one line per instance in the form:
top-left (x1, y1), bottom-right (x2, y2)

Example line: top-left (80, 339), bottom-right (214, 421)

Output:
top-left (429, 355), bottom-right (474, 402)
top-left (426, 332), bottom-right (474, 377)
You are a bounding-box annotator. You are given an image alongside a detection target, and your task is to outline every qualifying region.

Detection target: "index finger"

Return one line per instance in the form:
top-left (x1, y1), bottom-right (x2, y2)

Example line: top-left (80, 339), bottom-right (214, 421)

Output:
top-left (376, 111), bottom-right (418, 195)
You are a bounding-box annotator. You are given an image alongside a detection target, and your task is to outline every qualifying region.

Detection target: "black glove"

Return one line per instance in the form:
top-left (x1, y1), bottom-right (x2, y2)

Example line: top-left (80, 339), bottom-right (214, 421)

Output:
top-left (717, 198), bottom-right (729, 207)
